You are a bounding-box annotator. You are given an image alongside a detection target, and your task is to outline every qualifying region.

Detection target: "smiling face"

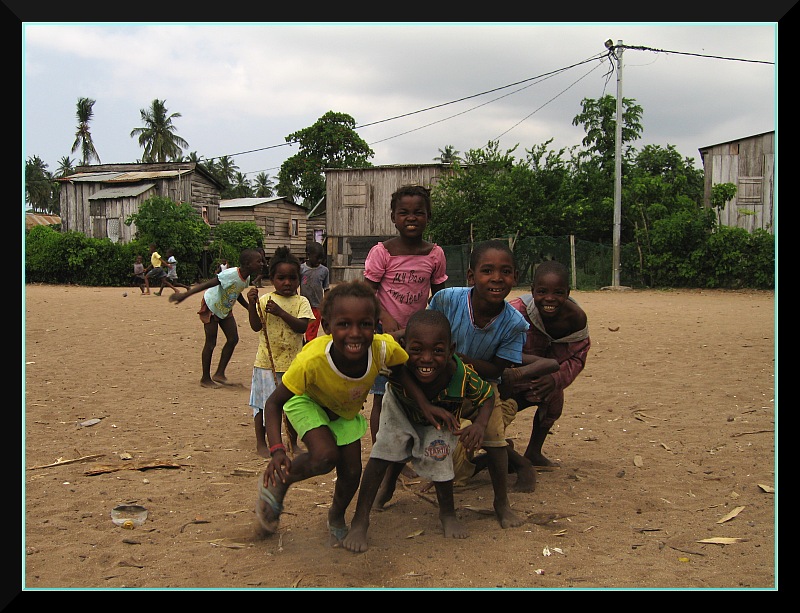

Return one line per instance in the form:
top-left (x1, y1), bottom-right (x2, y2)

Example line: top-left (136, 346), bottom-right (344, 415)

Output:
top-left (391, 195), bottom-right (430, 240)
top-left (467, 247), bottom-right (518, 311)
top-left (532, 271), bottom-right (570, 319)
top-left (240, 251), bottom-right (264, 278)
top-left (322, 296), bottom-right (377, 367)
top-left (404, 321), bottom-right (455, 388)
top-left (271, 262), bottom-right (300, 297)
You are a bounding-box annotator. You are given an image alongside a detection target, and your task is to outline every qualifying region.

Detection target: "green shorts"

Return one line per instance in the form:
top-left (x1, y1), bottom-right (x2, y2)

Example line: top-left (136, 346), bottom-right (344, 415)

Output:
top-left (283, 394), bottom-right (368, 446)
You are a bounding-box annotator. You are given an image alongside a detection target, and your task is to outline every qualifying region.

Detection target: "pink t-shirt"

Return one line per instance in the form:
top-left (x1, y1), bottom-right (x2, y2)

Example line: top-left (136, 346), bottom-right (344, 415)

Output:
top-left (364, 242), bottom-right (448, 328)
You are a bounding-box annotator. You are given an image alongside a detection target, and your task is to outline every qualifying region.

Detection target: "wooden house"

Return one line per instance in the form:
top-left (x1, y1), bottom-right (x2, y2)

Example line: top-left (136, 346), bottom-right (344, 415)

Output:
top-left (218, 197), bottom-right (308, 260)
top-left (57, 162), bottom-right (225, 243)
top-left (25, 213), bottom-right (62, 230)
top-left (324, 163), bottom-right (455, 283)
top-left (698, 131), bottom-right (774, 233)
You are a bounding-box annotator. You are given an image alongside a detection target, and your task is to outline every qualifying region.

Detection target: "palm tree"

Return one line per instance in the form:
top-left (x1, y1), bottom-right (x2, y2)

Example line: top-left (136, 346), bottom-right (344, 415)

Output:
top-left (434, 145), bottom-right (461, 164)
top-left (25, 156), bottom-right (56, 213)
top-left (130, 99), bottom-right (189, 163)
top-left (253, 172), bottom-right (275, 198)
top-left (231, 172), bottom-right (253, 198)
top-left (71, 97), bottom-right (101, 166)
top-left (56, 156), bottom-right (75, 178)
top-left (214, 155), bottom-right (239, 185)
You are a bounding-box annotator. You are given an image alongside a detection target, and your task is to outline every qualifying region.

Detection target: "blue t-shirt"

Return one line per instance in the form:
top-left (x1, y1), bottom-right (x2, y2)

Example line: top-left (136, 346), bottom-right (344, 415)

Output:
top-left (428, 286), bottom-right (528, 370)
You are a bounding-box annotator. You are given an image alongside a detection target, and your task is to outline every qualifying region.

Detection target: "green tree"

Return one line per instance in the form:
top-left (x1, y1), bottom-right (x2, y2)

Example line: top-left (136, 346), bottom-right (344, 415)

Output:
top-left (56, 156), bottom-right (75, 178)
top-left (276, 111), bottom-right (374, 207)
top-left (231, 172), bottom-right (253, 198)
top-left (253, 172), bottom-right (275, 198)
top-left (710, 182), bottom-right (738, 227)
top-left (125, 196), bottom-right (210, 280)
top-left (434, 145), bottom-right (461, 164)
top-left (130, 99), bottom-right (190, 163)
top-left (571, 94), bottom-right (643, 170)
top-left (25, 156), bottom-right (56, 213)
top-left (71, 97), bottom-right (101, 165)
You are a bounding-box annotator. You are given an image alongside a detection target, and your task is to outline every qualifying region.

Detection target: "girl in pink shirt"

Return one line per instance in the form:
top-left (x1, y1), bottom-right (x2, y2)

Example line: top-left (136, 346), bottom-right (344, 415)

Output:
top-left (363, 185), bottom-right (448, 442)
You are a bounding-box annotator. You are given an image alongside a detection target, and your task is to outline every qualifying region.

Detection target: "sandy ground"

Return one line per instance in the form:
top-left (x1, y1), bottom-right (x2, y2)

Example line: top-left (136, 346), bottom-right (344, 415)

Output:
top-left (21, 283), bottom-right (776, 592)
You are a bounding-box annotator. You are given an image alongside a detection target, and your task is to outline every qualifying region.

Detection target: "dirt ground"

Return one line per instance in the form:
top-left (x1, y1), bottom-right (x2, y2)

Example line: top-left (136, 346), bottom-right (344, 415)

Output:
top-left (21, 283), bottom-right (776, 592)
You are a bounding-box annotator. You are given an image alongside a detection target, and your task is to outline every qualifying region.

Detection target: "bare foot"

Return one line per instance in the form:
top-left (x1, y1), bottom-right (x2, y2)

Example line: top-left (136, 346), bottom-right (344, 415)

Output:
top-left (200, 378), bottom-right (221, 389)
top-left (512, 464), bottom-right (537, 493)
top-left (342, 523), bottom-right (369, 553)
top-left (211, 375), bottom-right (236, 386)
top-left (527, 452), bottom-right (560, 468)
top-left (256, 443), bottom-right (270, 460)
top-left (373, 480), bottom-right (396, 510)
top-left (494, 501), bottom-right (525, 528)
top-left (440, 513), bottom-right (469, 539)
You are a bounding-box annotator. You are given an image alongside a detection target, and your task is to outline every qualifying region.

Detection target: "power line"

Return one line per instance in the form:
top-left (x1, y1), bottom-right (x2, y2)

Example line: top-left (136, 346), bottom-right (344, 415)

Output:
top-left (612, 44), bottom-right (774, 65)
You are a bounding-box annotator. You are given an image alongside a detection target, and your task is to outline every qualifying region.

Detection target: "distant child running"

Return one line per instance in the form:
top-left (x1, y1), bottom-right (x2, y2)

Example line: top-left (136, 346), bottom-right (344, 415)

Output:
top-left (248, 247), bottom-right (314, 459)
top-left (256, 280), bottom-right (437, 547)
top-left (342, 309), bottom-right (494, 553)
top-left (428, 239), bottom-right (529, 528)
top-left (363, 184), bottom-right (448, 443)
top-left (142, 243), bottom-right (173, 295)
top-left (300, 242), bottom-right (330, 343)
top-left (156, 249), bottom-right (190, 295)
top-left (170, 248), bottom-right (264, 388)
top-left (504, 260), bottom-right (590, 467)
top-left (131, 255), bottom-right (146, 294)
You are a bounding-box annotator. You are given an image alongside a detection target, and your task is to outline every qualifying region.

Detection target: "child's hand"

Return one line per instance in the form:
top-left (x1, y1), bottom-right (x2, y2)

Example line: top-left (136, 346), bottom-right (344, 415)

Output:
top-left (524, 374), bottom-right (556, 403)
top-left (456, 422), bottom-right (485, 453)
top-left (265, 299), bottom-right (284, 316)
top-left (265, 449), bottom-right (292, 487)
top-left (247, 287), bottom-right (259, 302)
top-left (420, 402), bottom-right (460, 433)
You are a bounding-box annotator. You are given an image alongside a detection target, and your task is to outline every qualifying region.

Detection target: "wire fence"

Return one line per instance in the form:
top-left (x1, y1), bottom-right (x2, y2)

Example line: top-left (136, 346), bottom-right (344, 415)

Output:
top-left (442, 235), bottom-right (617, 290)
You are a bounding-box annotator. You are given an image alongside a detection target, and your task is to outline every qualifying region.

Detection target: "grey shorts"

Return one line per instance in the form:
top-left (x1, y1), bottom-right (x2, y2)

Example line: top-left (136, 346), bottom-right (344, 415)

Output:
top-left (370, 386), bottom-right (458, 482)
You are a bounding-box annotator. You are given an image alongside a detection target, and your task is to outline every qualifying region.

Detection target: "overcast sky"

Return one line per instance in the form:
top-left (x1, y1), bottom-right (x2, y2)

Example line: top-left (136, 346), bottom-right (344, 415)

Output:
top-left (23, 23), bottom-right (776, 183)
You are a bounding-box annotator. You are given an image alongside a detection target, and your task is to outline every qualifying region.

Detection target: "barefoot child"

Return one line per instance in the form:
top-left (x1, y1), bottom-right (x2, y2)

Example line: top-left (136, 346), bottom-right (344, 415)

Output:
top-left (170, 248), bottom-right (264, 388)
top-left (247, 247), bottom-right (314, 459)
top-left (363, 184), bottom-right (448, 443)
top-left (342, 309), bottom-right (494, 553)
top-left (131, 255), bottom-right (146, 293)
top-left (504, 260), bottom-right (590, 467)
top-left (257, 280), bottom-right (426, 546)
top-left (428, 240), bottom-right (530, 528)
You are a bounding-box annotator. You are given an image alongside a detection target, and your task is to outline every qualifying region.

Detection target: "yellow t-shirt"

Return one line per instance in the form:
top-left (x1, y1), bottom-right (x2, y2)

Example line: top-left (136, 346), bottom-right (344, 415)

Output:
top-left (254, 292), bottom-right (314, 372)
top-left (281, 333), bottom-right (408, 420)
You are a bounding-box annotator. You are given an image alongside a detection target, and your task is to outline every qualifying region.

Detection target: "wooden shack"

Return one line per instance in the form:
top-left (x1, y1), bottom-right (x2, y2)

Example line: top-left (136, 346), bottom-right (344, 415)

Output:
top-left (698, 131), bottom-right (774, 233)
top-left (58, 162), bottom-right (224, 243)
top-left (324, 163), bottom-right (454, 283)
top-left (218, 197), bottom-right (308, 259)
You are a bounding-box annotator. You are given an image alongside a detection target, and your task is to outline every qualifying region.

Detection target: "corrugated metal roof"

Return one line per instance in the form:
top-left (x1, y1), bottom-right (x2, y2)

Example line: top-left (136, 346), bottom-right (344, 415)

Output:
top-left (61, 170), bottom-right (181, 182)
top-left (25, 213), bottom-right (61, 229)
top-left (219, 197), bottom-right (288, 208)
top-left (87, 183), bottom-right (156, 199)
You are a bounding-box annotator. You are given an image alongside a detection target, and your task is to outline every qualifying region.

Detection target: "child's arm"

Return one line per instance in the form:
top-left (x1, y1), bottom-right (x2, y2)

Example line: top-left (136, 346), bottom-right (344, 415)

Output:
top-left (169, 277), bottom-right (219, 303)
top-left (390, 365), bottom-right (461, 433)
top-left (364, 278), bottom-right (399, 333)
top-left (263, 298), bottom-right (310, 334)
top-left (456, 395), bottom-right (494, 452)
top-left (458, 354), bottom-right (512, 382)
top-left (247, 288), bottom-right (263, 332)
top-left (263, 383), bottom-right (295, 487)
top-left (498, 355), bottom-right (560, 398)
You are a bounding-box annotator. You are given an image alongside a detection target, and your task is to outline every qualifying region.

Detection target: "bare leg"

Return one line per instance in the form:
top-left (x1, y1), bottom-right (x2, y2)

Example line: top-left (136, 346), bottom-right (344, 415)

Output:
top-left (327, 440), bottom-right (362, 547)
top-left (256, 426), bottom-right (339, 537)
top-left (212, 314), bottom-right (239, 384)
top-left (200, 320), bottom-right (221, 388)
top-left (485, 446), bottom-right (524, 528)
top-left (524, 410), bottom-right (559, 467)
top-left (342, 458), bottom-right (393, 553)
top-left (369, 394), bottom-right (383, 444)
top-left (434, 481), bottom-right (468, 539)
top-left (254, 412), bottom-right (269, 459)
top-left (374, 462), bottom-right (404, 509)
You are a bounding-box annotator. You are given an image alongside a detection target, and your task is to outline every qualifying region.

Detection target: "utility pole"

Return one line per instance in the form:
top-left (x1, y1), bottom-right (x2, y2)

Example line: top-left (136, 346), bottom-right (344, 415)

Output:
top-left (603, 38), bottom-right (628, 290)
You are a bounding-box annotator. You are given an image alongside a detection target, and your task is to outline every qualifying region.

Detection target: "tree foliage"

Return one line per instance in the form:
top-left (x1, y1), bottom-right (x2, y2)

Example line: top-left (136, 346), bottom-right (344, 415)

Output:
top-left (71, 97), bottom-right (101, 165)
top-left (276, 111), bottom-right (374, 207)
top-left (25, 156), bottom-right (58, 214)
top-left (130, 99), bottom-right (190, 163)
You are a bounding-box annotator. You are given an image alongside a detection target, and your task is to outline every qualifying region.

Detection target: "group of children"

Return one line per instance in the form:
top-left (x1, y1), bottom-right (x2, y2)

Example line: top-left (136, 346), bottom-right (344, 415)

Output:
top-left (168, 184), bottom-right (590, 554)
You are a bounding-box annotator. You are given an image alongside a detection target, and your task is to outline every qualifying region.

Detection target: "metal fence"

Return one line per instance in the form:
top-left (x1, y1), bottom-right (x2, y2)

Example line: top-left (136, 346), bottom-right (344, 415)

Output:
top-left (442, 235), bottom-right (616, 291)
